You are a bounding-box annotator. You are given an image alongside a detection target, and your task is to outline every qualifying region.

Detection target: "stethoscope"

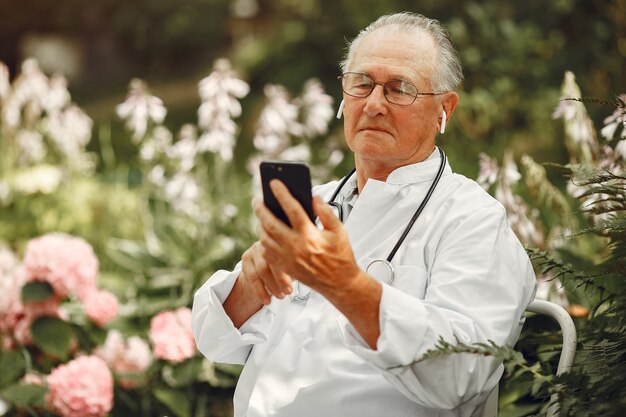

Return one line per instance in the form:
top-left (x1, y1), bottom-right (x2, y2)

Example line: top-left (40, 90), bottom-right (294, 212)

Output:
top-left (291, 147), bottom-right (447, 302)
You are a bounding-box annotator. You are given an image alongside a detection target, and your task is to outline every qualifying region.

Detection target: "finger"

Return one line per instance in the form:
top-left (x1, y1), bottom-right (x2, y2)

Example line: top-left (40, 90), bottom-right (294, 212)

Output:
top-left (250, 247), bottom-right (290, 298)
top-left (254, 192), bottom-right (291, 239)
top-left (241, 248), bottom-right (271, 305)
top-left (255, 222), bottom-right (265, 240)
top-left (270, 264), bottom-right (293, 295)
top-left (314, 195), bottom-right (343, 231)
top-left (269, 180), bottom-right (310, 230)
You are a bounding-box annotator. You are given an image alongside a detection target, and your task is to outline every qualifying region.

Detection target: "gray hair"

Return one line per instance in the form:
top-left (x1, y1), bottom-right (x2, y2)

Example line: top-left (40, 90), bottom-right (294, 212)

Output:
top-left (340, 12), bottom-right (463, 92)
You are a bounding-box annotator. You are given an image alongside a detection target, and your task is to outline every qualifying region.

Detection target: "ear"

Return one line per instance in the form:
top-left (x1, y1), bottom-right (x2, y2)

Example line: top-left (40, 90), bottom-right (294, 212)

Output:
top-left (440, 91), bottom-right (459, 121)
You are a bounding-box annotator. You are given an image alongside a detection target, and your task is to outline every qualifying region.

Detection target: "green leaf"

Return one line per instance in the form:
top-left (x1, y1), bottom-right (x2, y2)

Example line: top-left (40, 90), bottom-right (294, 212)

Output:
top-left (21, 282), bottom-right (54, 303)
top-left (162, 358), bottom-right (203, 388)
top-left (31, 316), bottom-right (74, 360)
top-left (197, 359), bottom-right (241, 388)
top-left (0, 383), bottom-right (46, 408)
top-left (153, 386), bottom-right (191, 417)
top-left (0, 350), bottom-right (26, 388)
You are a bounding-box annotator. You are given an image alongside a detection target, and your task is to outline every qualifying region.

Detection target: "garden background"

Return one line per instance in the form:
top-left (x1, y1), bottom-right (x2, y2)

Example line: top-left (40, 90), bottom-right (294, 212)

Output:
top-left (0, 0), bottom-right (624, 416)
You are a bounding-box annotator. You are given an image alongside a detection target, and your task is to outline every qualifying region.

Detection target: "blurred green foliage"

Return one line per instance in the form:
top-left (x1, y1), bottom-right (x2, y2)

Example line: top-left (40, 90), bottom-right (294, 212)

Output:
top-left (0, 1), bottom-right (624, 416)
top-left (2, 0), bottom-right (623, 177)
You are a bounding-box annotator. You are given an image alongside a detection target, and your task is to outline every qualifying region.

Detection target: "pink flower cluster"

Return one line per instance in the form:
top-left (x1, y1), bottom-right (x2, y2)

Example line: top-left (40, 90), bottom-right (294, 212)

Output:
top-left (0, 234), bottom-right (119, 348)
top-left (149, 307), bottom-right (196, 363)
top-left (83, 289), bottom-right (119, 327)
top-left (21, 233), bottom-right (118, 328)
top-left (22, 233), bottom-right (99, 300)
top-left (0, 245), bottom-right (62, 346)
top-left (95, 330), bottom-right (153, 388)
top-left (0, 247), bottom-right (25, 343)
top-left (47, 355), bottom-right (114, 417)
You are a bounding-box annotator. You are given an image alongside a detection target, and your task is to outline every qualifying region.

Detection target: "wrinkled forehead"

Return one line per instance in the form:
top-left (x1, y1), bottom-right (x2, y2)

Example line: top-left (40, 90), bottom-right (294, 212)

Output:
top-left (350, 26), bottom-right (438, 83)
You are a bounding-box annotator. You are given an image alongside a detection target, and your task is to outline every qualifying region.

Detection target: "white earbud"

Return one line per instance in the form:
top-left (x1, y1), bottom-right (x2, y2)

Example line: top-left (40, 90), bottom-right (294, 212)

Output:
top-left (440, 111), bottom-right (447, 134)
top-left (336, 99), bottom-right (345, 119)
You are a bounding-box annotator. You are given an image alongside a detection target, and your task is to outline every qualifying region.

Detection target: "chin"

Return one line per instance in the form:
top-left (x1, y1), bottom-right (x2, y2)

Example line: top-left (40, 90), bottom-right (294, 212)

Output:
top-left (354, 146), bottom-right (393, 161)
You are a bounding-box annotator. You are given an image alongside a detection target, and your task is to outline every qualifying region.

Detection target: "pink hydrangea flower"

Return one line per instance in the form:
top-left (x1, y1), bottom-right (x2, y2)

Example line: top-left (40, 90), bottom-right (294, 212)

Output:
top-left (12, 298), bottom-right (62, 346)
top-left (3, 260), bottom-right (62, 347)
top-left (0, 247), bottom-right (24, 336)
top-left (95, 330), bottom-right (153, 388)
top-left (21, 233), bottom-right (99, 300)
top-left (46, 355), bottom-right (113, 417)
top-left (83, 290), bottom-right (119, 327)
top-left (149, 307), bottom-right (196, 363)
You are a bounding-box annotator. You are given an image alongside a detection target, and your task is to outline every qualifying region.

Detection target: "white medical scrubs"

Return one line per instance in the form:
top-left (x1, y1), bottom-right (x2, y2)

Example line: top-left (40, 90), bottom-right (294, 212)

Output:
top-left (192, 150), bottom-right (536, 417)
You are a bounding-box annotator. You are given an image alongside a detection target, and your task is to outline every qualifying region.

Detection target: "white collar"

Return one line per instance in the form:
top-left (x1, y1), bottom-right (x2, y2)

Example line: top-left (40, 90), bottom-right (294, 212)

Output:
top-left (334, 148), bottom-right (451, 202)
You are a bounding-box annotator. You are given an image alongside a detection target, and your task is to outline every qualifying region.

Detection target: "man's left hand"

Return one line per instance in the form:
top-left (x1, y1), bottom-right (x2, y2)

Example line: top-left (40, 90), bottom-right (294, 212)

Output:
top-left (253, 179), bottom-right (361, 299)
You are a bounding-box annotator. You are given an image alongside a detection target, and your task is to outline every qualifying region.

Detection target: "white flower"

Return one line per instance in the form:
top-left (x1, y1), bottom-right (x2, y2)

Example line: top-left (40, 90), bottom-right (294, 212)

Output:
top-left (615, 140), bottom-right (626, 160)
top-left (196, 59), bottom-right (249, 161)
top-left (197, 128), bottom-right (235, 161)
top-left (504, 195), bottom-right (544, 247)
top-left (164, 173), bottom-right (201, 217)
top-left (552, 71), bottom-right (599, 164)
top-left (501, 152), bottom-right (521, 185)
top-left (295, 79), bottom-right (334, 138)
top-left (253, 131), bottom-right (289, 156)
top-left (220, 204), bottom-right (239, 222)
top-left (168, 129), bottom-right (198, 172)
top-left (13, 165), bottom-right (63, 194)
top-left (253, 84), bottom-right (302, 155)
top-left (43, 74), bottom-right (71, 114)
top-left (15, 130), bottom-right (46, 164)
top-left (198, 59), bottom-right (249, 122)
top-left (598, 144), bottom-right (622, 173)
top-left (148, 165), bottom-right (166, 187)
top-left (2, 59), bottom-right (49, 129)
top-left (328, 149), bottom-right (345, 168)
top-left (116, 79), bottom-right (166, 142)
top-left (0, 61), bottom-right (10, 100)
top-left (600, 94), bottom-right (626, 141)
top-left (218, 236), bottom-right (236, 254)
top-left (476, 153), bottom-right (499, 189)
top-left (279, 144), bottom-right (311, 162)
top-left (45, 105), bottom-right (93, 161)
top-left (140, 126), bottom-right (173, 161)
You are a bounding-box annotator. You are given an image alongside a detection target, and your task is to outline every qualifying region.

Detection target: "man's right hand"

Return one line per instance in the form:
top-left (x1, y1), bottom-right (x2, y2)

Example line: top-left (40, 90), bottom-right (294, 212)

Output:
top-left (223, 241), bottom-right (292, 328)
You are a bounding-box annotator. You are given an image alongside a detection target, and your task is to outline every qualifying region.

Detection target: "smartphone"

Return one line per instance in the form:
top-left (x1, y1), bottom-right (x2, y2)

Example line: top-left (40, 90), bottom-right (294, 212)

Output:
top-left (260, 161), bottom-right (315, 227)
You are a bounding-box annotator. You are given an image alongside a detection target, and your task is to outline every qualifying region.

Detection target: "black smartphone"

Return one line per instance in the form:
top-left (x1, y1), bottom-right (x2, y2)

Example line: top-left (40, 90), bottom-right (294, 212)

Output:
top-left (260, 161), bottom-right (315, 227)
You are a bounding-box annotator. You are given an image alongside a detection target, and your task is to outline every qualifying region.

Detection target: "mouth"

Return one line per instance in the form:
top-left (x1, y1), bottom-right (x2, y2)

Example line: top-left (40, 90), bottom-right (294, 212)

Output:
top-left (359, 126), bottom-right (390, 134)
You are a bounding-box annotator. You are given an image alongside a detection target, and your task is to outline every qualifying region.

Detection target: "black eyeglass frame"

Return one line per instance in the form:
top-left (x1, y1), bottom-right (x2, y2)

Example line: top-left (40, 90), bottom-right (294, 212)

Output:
top-left (338, 72), bottom-right (446, 106)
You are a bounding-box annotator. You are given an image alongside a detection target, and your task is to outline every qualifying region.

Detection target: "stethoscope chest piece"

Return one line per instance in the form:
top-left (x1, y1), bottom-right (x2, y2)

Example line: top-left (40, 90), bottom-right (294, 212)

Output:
top-left (290, 281), bottom-right (311, 302)
top-left (365, 259), bottom-right (395, 285)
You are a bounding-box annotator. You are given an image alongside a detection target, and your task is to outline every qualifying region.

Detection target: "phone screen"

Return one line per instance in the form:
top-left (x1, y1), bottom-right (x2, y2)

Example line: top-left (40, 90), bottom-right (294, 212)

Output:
top-left (260, 161), bottom-right (315, 226)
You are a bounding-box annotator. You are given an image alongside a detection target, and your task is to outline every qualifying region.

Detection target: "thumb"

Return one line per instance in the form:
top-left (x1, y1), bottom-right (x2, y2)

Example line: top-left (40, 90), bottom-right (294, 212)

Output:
top-left (313, 195), bottom-right (342, 231)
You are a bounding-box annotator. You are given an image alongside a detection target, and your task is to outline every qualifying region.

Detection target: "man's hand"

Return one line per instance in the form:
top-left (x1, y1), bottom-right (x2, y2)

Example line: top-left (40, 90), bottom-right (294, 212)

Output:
top-left (223, 241), bottom-right (292, 328)
top-left (253, 179), bottom-right (362, 298)
top-left (254, 179), bottom-right (382, 348)
top-left (241, 242), bottom-right (293, 304)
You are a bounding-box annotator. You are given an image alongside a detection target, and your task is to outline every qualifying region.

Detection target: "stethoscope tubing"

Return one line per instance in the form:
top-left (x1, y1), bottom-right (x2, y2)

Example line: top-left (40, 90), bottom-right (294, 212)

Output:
top-left (292, 148), bottom-right (447, 302)
top-left (385, 147), bottom-right (446, 262)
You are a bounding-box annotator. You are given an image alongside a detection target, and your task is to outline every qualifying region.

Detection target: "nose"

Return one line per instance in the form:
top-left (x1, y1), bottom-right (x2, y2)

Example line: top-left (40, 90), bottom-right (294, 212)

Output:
top-left (363, 84), bottom-right (388, 117)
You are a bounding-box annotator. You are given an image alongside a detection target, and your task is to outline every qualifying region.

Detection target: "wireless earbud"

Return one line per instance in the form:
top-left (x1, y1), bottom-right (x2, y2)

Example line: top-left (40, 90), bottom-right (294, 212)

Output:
top-left (336, 100), bottom-right (345, 119)
top-left (440, 111), bottom-right (447, 134)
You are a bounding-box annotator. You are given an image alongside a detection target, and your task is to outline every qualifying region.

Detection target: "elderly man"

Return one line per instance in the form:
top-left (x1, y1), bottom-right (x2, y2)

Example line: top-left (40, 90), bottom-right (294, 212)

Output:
top-left (192, 12), bottom-right (536, 417)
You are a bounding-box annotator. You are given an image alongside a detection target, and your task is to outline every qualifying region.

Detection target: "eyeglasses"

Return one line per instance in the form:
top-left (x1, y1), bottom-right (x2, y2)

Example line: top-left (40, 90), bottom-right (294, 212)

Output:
top-left (338, 72), bottom-right (444, 106)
